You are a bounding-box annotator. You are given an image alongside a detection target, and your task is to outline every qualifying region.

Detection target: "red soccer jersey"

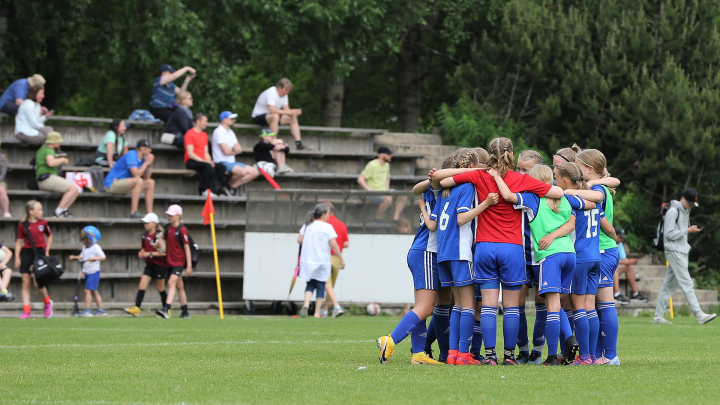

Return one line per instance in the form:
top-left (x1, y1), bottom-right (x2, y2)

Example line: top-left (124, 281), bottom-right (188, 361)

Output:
top-left (142, 231), bottom-right (167, 267)
top-left (452, 170), bottom-right (551, 245)
top-left (165, 225), bottom-right (189, 267)
top-left (327, 215), bottom-right (348, 254)
top-left (17, 219), bottom-right (51, 249)
top-left (183, 128), bottom-right (208, 164)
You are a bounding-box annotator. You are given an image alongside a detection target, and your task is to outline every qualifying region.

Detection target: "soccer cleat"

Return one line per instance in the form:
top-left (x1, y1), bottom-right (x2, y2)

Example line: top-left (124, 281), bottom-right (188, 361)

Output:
top-left (543, 355), bottom-right (559, 366)
top-left (631, 292), bottom-right (648, 303)
top-left (516, 351), bottom-right (530, 364)
top-left (653, 316), bottom-right (672, 324)
top-left (528, 352), bottom-right (543, 364)
top-left (19, 311), bottom-right (31, 319)
top-left (156, 309), bottom-right (170, 319)
top-left (595, 356), bottom-right (609, 365)
top-left (562, 336), bottom-right (579, 365)
top-left (80, 309), bottom-right (94, 317)
top-left (299, 305), bottom-right (309, 318)
top-left (446, 350), bottom-right (459, 365)
top-left (411, 352), bottom-right (443, 365)
top-left (377, 335), bottom-right (396, 364)
top-left (332, 306), bottom-right (344, 318)
top-left (571, 357), bottom-right (593, 365)
top-left (502, 357), bottom-right (520, 365)
top-left (697, 313), bottom-right (717, 325)
top-left (556, 354), bottom-right (565, 364)
top-left (483, 356), bottom-right (499, 366)
top-left (606, 356), bottom-right (621, 365)
top-left (125, 306), bottom-right (141, 317)
top-left (94, 309), bottom-right (107, 317)
top-left (44, 300), bottom-right (53, 318)
top-left (180, 312), bottom-right (191, 319)
top-left (614, 293), bottom-right (630, 305)
top-left (470, 351), bottom-right (485, 363)
top-left (455, 352), bottom-right (481, 365)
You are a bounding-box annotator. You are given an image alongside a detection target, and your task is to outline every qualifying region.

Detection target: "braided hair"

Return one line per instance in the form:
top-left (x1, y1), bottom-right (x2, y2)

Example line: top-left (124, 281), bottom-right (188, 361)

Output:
top-left (487, 137), bottom-right (514, 177)
top-left (555, 162), bottom-right (588, 190)
top-left (443, 148), bottom-right (480, 197)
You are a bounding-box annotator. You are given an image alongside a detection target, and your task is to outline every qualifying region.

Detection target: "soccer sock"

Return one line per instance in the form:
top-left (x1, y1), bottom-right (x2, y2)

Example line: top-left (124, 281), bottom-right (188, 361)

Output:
top-left (565, 309), bottom-right (575, 334)
top-left (598, 302), bottom-right (619, 359)
top-left (546, 311), bottom-right (561, 356)
top-left (23, 304), bottom-right (31, 313)
top-left (42, 296), bottom-right (51, 305)
top-left (160, 291), bottom-right (168, 305)
top-left (135, 290), bottom-right (146, 308)
top-left (410, 318), bottom-right (427, 354)
top-left (448, 306), bottom-right (462, 351)
top-left (573, 310), bottom-right (590, 356)
top-left (517, 307), bottom-right (529, 353)
top-left (432, 305), bottom-right (451, 359)
top-left (470, 321), bottom-right (483, 357)
top-left (390, 310), bottom-right (421, 345)
top-left (54, 208), bottom-right (66, 216)
top-left (164, 303), bottom-right (171, 310)
top-left (459, 308), bottom-right (475, 353)
top-left (503, 307), bottom-right (520, 358)
top-left (424, 316), bottom-right (437, 353)
top-left (587, 309), bottom-right (600, 361)
top-left (181, 305), bottom-right (188, 313)
top-left (532, 304), bottom-right (547, 354)
top-left (481, 306), bottom-right (498, 357)
top-left (559, 309), bottom-right (573, 350)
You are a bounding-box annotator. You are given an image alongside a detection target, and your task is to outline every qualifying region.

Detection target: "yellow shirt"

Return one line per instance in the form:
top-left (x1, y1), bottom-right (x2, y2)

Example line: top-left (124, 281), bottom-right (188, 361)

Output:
top-left (361, 159), bottom-right (390, 191)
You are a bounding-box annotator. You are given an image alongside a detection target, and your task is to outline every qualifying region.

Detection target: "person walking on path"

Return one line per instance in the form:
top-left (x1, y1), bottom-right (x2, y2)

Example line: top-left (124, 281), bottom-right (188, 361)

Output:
top-left (653, 189), bottom-right (717, 325)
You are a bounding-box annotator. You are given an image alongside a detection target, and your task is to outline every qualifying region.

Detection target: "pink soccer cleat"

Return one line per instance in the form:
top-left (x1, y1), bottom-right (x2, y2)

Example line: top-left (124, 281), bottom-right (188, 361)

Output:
top-left (44, 300), bottom-right (54, 318)
top-left (19, 312), bottom-right (31, 319)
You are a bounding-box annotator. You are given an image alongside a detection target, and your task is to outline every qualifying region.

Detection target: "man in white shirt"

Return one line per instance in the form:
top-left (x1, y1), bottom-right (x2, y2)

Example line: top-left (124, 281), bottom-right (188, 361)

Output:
top-left (212, 111), bottom-right (259, 195)
top-left (251, 78), bottom-right (311, 150)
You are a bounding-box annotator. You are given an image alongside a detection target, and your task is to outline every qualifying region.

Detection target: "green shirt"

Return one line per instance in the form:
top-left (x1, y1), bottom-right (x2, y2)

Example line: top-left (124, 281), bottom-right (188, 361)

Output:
top-left (529, 196), bottom-right (575, 262)
top-left (361, 159), bottom-right (390, 191)
top-left (95, 130), bottom-right (127, 162)
top-left (35, 145), bottom-right (57, 179)
top-left (599, 185), bottom-right (616, 250)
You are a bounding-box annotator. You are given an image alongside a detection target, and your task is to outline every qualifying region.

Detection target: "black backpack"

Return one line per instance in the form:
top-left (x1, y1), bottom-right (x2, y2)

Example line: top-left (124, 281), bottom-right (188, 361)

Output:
top-left (175, 224), bottom-right (199, 268)
top-left (654, 204), bottom-right (679, 252)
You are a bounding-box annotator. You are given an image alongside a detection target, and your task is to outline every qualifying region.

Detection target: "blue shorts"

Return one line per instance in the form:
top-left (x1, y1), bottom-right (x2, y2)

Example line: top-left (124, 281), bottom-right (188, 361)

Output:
top-left (475, 284), bottom-right (482, 301)
top-left (537, 252), bottom-right (575, 296)
top-left (407, 250), bottom-right (439, 291)
top-left (219, 161), bottom-right (247, 171)
top-left (571, 261), bottom-right (601, 295)
top-left (474, 242), bottom-right (526, 287)
top-left (598, 248), bottom-right (619, 287)
top-left (526, 264), bottom-right (540, 287)
top-left (84, 272), bottom-right (100, 291)
top-left (438, 260), bottom-right (474, 287)
top-left (305, 279), bottom-right (326, 299)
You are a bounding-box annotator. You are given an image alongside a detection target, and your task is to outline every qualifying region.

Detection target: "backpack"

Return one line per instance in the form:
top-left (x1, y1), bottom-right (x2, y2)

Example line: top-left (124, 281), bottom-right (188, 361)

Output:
top-left (27, 157), bottom-right (39, 190)
top-left (88, 165), bottom-right (106, 193)
top-left (654, 203), bottom-right (679, 252)
top-left (175, 224), bottom-right (199, 268)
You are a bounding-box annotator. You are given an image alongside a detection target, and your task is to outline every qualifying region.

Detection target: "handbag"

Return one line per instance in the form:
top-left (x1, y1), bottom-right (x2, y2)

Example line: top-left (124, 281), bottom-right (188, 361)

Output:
top-left (22, 221), bottom-right (64, 284)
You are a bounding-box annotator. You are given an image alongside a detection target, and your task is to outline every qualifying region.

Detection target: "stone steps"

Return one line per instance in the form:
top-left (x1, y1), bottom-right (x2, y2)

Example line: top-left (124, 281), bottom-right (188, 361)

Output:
top-left (375, 132), bottom-right (442, 146)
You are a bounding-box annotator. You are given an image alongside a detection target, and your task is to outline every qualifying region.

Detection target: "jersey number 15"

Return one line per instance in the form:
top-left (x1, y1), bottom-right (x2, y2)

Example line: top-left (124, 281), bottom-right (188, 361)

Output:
top-left (583, 209), bottom-right (600, 238)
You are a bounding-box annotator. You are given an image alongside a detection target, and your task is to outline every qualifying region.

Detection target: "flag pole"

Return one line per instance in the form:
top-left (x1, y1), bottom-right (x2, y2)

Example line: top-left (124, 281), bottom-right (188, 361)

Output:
top-left (210, 212), bottom-right (224, 319)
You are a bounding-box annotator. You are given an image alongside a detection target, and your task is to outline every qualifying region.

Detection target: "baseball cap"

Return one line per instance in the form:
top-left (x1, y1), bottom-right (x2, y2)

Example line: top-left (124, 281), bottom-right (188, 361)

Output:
top-left (157, 64), bottom-right (175, 74)
top-left (45, 131), bottom-right (64, 144)
top-left (683, 188), bottom-right (699, 207)
top-left (219, 111), bottom-right (238, 121)
top-left (83, 226), bottom-right (102, 245)
top-left (141, 213), bottom-right (160, 224)
top-left (258, 129), bottom-right (276, 137)
top-left (165, 204), bottom-right (183, 216)
top-left (377, 146), bottom-right (393, 155)
top-left (614, 227), bottom-right (626, 239)
top-left (137, 139), bottom-right (151, 148)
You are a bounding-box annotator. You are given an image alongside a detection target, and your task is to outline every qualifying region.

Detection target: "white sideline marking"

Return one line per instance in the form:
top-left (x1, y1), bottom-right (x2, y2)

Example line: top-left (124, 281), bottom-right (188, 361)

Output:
top-left (0, 340), bottom-right (372, 350)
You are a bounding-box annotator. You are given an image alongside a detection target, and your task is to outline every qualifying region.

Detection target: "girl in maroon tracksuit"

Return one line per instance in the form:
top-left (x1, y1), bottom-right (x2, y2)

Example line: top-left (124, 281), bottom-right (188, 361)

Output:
top-left (14, 200), bottom-right (54, 319)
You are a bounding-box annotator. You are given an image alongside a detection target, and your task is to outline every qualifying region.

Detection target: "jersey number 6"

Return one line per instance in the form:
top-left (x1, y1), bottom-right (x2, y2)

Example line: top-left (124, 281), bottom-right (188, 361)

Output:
top-left (439, 202), bottom-right (450, 231)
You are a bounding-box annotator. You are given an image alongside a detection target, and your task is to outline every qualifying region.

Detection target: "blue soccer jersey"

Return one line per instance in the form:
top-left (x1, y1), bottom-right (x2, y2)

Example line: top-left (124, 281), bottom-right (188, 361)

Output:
top-left (410, 187), bottom-right (439, 252)
top-left (566, 194), bottom-right (602, 263)
top-left (521, 211), bottom-right (534, 265)
top-left (431, 183), bottom-right (477, 262)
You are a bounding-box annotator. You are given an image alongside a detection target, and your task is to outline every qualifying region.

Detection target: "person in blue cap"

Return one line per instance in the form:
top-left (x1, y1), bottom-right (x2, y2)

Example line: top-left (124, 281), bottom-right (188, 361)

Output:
top-left (149, 64), bottom-right (196, 122)
top-left (69, 226), bottom-right (107, 317)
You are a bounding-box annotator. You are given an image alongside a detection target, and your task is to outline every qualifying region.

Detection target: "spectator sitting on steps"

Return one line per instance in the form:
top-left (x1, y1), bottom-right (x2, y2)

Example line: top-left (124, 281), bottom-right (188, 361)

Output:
top-left (94, 119), bottom-right (128, 167)
top-left (251, 78), bottom-right (311, 150)
top-left (612, 226), bottom-right (648, 305)
top-left (35, 132), bottom-right (78, 218)
top-left (166, 90), bottom-right (194, 148)
top-left (357, 147), bottom-right (407, 223)
top-left (149, 64), bottom-right (196, 122)
top-left (104, 139), bottom-right (156, 219)
top-left (211, 111), bottom-right (259, 195)
top-left (254, 129), bottom-right (293, 176)
top-left (15, 85), bottom-right (54, 146)
top-left (0, 74), bottom-right (45, 116)
top-left (184, 113), bottom-right (226, 197)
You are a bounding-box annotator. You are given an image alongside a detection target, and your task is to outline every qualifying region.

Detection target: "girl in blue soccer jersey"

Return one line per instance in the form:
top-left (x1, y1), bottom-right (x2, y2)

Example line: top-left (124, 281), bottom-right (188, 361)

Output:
top-left (425, 149), bottom-right (499, 365)
top-left (492, 164), bottom-right (577, 366)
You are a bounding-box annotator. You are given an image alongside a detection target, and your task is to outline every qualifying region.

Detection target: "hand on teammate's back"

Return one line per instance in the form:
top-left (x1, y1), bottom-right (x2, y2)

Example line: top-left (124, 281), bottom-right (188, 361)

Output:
top-left (485, 193), bottom-right (500, 206)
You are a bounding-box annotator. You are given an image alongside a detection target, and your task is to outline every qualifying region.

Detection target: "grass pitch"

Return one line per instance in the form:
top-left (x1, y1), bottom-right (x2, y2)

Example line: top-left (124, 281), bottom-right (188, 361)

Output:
top-left (0, 314), bottom-right (718, 404)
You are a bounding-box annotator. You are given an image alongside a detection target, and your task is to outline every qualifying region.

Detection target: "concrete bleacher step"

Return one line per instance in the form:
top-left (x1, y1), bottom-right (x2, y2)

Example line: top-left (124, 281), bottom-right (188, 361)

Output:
top-left (375, 133), bottom-right (442, 146)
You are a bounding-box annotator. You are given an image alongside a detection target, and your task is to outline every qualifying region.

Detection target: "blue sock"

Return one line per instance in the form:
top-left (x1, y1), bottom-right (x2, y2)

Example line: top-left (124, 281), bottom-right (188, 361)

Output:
top-left (424, 316), bottom-right (436, 353)
top-left (565, 309), bottom-right (575, 334)
top-left (390, 311), bottom-right (421, 345)
top-left (559, 309), bottom-right (573, 342)
top-left (546, 311), bottom-right (561, 356)
top-left (587, 309), bottom-right (600, 361)
top-left (598, 302), bottom-right (619, 359)
top-left (595, 307), bottom-right (605, 358)
top-left (470, 321), bottom-right (483, 357)
top-left (517, 307), bottom-right (529, 353)
top-left (481, 306), bottom-right (498, 357)
top-left (459, 309), bottom-right (475, 353)
top-left (433, 305), bottom-right (451, 359)
top-left (573, 310), bottom-right (589, 356)
top-left (532, 304), bottom-right (547, 355)
top-left (410, 318), bottom-right (427, 354)
top-left (449, 306), bottom-right (461, 351)
top-left (503, 307), bottom-right (520, 357)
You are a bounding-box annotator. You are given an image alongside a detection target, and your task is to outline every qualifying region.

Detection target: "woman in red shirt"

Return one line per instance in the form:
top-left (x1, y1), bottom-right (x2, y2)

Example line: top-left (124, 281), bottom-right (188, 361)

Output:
top-left (433, 137), bottom-right (564, 365)
top-left (14, 200), bottom-right (54, 319)
top-left (184, 113), bottom-right (227, 196)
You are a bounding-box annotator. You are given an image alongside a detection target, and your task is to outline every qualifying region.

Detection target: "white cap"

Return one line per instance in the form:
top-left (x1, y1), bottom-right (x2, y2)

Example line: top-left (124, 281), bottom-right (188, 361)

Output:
top-left (141, 213), bottom-right (160, 223)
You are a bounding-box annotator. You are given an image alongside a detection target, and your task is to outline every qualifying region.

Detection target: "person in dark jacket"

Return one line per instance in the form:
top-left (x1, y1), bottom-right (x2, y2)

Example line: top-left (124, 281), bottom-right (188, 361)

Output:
top-left (166, 91), bottom-right (194, 148)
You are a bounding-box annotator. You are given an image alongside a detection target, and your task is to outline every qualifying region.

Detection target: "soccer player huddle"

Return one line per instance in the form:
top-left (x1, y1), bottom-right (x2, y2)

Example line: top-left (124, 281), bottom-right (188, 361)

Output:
top-left (378, 137), bottom-right (623, 366)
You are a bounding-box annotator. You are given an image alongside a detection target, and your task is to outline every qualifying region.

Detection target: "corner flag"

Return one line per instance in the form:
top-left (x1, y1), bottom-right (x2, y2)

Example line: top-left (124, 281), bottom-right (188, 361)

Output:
top-left (202, 190), bottom-right (224, 319)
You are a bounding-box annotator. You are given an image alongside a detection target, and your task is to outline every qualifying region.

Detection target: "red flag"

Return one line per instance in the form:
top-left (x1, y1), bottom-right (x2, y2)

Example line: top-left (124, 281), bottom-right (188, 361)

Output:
top-left (201, 190), bottom-right (215, 225)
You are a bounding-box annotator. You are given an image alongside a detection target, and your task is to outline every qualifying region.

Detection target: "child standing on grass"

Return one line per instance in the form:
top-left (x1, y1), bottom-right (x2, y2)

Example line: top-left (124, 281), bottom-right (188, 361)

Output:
top-left (69, 226), bottom-right (106, 317)
top-left (0, 242), bottom-right (15, 302)
top-left (297, 203), bottom-right (345, 318)
top-left (156, 205), bottom-right (192, 319)
top-left (125, 213), bottom-right (167, 316)
top-left (14, 200), bottom-right (54, 319)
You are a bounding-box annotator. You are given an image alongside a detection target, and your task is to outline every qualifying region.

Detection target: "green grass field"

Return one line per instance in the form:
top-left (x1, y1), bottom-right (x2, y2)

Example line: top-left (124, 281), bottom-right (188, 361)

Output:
top-left (1, 315), bottom-right (718, 404)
